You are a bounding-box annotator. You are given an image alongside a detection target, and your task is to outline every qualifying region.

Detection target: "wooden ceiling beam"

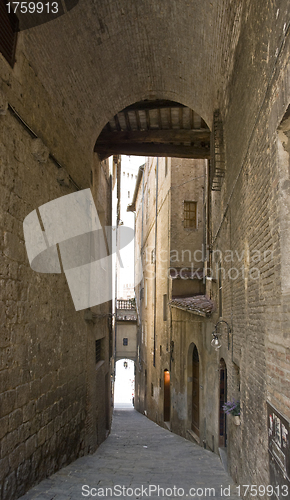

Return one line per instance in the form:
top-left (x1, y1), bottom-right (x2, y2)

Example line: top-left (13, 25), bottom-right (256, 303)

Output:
top-left (95, 143), bottom-right (210, 161)
top-left (114, 114), bottom-right (121, 131)
top-left (135, 110), bottom-right (141, 130)
top-left (190, 109), bottom-right (194, 129)
top-left (179, 107), bottom-right (183, 129)
top-left (158, 108), bottom-right (162, 129)
top-left (96, 128), bottom-right (210, 145)
top-left (168, 108), bottom-right (172, 128)
top-left (145, 110), bottom-right (150, 130)
top-left (124, 111), bottom-right (131, 131)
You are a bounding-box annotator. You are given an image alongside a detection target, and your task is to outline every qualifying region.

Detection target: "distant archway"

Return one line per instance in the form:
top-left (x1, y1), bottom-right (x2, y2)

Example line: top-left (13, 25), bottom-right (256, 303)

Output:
top-left (114, 359), bottom-right (135, 409)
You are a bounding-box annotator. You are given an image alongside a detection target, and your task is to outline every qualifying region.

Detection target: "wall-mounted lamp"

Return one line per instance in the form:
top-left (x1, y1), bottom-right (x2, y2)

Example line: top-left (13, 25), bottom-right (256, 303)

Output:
top-left (211, 320), bottom-right (231, 351)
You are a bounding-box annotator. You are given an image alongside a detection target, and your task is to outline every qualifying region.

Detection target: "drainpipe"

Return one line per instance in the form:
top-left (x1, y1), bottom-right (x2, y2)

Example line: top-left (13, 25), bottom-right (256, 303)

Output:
top-left (153, 158), bottom-right (159, 368)
top-left (114, 156), bottom-right (121, 373)
top-left (203, 160), bottom-right (207, 284)
top-left (139, 165), bottom-right (145, 368)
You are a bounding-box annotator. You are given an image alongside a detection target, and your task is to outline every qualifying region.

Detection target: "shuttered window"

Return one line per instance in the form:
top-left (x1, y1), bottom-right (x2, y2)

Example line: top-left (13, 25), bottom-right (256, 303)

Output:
top-left (0, 1), bottom-right (18, 67)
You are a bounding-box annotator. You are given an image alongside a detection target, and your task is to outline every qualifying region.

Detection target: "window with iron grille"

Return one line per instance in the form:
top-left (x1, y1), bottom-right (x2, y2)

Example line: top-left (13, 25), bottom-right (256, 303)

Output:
top-left (123, 337), bottom-right (128, 346)
top-left (95, 339), bottom-right (102, 363)
top-left (183, 201), bottom-right (197, 229)
top-left (0, 1), bottom-right (18, 67)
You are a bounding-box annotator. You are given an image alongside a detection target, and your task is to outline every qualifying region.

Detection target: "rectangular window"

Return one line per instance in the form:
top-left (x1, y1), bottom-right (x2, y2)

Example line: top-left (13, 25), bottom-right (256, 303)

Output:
top-left (184, 201), bottom-right (197, 229)
top-left (0, 2), bottom-right (18, 67)
top-left (128, 191), bottom-right (130, 198)
top-left (165, 158), bottom-right (168, 177)
top-left (123, 337), bottom-right (128, 346)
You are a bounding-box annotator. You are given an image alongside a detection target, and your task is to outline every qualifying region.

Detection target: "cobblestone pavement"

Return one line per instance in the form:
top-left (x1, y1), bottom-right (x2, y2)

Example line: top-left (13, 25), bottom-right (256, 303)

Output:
top-left (19, 409), bottom-right (239, 500)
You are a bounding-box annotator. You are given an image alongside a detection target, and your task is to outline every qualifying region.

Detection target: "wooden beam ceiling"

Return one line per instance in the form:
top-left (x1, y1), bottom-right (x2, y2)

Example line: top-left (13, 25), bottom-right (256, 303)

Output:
top-left (95, 100), bottom-right (210, 160)
top-left (96, 144), bottom-right (210, 160)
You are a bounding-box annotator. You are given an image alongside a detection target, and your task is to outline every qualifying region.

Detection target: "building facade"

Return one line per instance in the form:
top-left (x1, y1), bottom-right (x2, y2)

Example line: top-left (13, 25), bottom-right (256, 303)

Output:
top-left (132, 143), bottom-right (290, 490)
top-left (115, 299), bottom-right (137, 363)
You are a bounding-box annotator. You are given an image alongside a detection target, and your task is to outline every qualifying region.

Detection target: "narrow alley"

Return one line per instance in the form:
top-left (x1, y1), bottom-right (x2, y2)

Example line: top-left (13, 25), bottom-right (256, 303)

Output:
top-left (1, 0), bottom-right (290, 498)
top-left (18, 410), bottom-right (238, 500)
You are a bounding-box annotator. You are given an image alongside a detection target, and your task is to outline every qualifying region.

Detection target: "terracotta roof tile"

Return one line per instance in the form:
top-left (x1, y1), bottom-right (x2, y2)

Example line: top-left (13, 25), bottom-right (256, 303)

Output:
top-left (169, 295), bottom-right (215, 317)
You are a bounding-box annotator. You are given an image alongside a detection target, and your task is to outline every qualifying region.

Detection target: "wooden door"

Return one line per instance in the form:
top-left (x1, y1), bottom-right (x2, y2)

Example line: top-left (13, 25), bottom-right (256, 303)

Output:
top-left (191, 346), bottom-right (199, 436)
top-left (219, 359), bottom-right (227, 447)
top-left (164, 370), bottom-right (170, 421)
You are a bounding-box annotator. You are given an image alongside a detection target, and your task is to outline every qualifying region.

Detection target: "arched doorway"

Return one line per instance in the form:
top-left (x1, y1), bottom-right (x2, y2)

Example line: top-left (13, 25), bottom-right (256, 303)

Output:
top-left (164, 369), bottom-right (170, 422)
top-left (191, 346), bottom-right (200, 436)
top-left (219, 358), bottom-right (227, 447)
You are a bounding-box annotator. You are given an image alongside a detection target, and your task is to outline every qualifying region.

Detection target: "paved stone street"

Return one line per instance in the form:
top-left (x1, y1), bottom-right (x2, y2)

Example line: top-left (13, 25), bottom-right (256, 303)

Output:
top-left (19, 409), bottom-right (239, 500)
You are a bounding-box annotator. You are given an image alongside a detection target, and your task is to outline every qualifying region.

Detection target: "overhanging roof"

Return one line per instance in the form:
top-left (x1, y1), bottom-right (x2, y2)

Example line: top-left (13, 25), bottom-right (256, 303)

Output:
top-left (169, 295), bottom-right (215, 317)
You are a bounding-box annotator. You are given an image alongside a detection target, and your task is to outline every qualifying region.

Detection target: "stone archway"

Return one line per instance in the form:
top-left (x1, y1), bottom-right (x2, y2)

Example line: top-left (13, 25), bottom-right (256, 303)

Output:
top-left (94, 99), bottom-right (210, 160)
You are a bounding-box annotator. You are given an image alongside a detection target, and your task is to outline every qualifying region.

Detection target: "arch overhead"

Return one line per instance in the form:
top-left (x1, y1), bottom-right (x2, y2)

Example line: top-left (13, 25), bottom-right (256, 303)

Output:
top-left (94, 100), bottom-right (210, 160)
top-left (22, 0), bottom-right (243, 159)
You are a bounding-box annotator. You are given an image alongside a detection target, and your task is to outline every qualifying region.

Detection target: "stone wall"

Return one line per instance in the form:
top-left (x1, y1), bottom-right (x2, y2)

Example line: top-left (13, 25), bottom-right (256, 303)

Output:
top-left (209, 0), bottom-right (290, 491)
top-left (0, 45), bottom-right (112, 499)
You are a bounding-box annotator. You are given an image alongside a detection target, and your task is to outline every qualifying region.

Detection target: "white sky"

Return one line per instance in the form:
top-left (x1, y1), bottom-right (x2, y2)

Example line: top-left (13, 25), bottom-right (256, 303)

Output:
top-left (121, 155), bottom-right (146, 170)
top-left (114, 359), bottom-right (135, 406)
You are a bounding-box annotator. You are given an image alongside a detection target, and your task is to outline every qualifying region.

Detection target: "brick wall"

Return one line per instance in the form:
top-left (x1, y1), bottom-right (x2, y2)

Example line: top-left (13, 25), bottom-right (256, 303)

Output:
top-left (210, 0), bottom-right (290, 491)
top-left (0, 52), bottom-right (112, 499)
